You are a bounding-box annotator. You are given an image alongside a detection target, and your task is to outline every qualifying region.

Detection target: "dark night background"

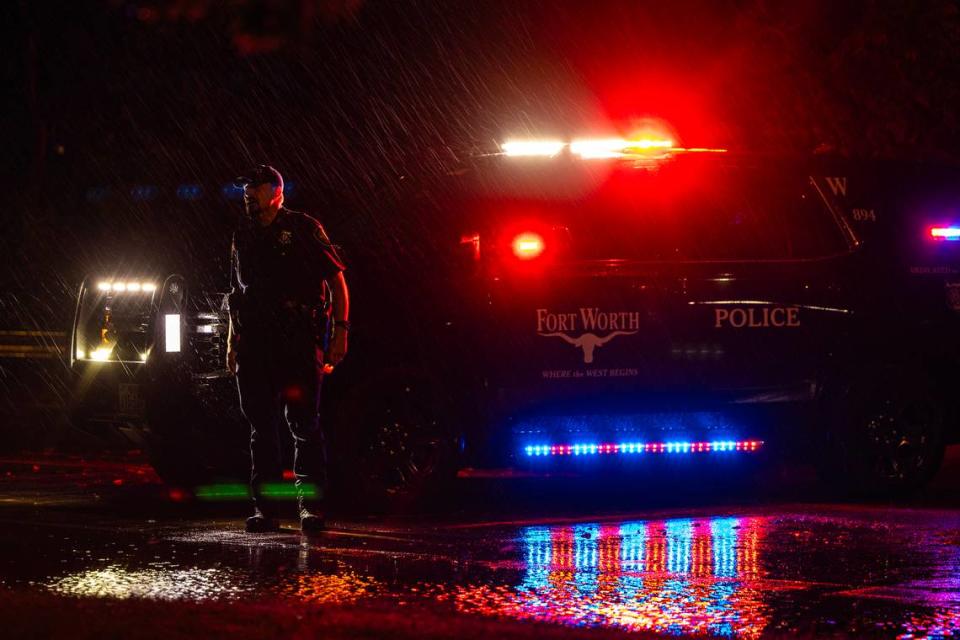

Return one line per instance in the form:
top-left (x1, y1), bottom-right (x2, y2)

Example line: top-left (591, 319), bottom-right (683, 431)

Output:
top-left (3, 0), bottom-right (960, 447)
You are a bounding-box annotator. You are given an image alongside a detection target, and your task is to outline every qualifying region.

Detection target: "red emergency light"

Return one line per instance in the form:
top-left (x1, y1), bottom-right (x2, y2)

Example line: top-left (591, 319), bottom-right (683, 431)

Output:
top-left (512, 232), bottom-right (546, 260)
top-left (930, 226), bottom-right (960, 241)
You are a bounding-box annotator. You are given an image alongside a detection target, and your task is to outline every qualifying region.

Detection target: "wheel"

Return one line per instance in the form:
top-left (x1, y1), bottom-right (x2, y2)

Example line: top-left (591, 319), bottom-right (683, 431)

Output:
top-left (824, 366), bottom-right (945, 496)
top-left (332, 366), bottom-right (459, 511)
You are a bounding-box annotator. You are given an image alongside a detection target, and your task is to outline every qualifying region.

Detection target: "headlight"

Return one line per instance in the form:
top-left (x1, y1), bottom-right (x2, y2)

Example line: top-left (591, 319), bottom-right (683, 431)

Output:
top-left (89, 347), bottom-right (114, 361)
top-left (75, 278), bottom-right (157, 363)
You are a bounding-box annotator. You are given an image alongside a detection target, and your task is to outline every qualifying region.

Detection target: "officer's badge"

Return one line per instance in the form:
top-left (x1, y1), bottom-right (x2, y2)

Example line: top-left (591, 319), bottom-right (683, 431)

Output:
top-left (278, 230), bottom-right (293, 245)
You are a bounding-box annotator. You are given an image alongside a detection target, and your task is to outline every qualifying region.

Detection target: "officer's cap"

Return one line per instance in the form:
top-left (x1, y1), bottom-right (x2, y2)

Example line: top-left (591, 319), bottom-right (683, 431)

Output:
top-left (234, 165), bottom-right (284, 190)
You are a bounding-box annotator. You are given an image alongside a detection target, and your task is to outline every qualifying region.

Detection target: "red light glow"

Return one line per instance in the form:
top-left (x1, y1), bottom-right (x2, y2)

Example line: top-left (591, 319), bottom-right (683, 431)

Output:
top-left (512, 232), bottom-right (546, 260)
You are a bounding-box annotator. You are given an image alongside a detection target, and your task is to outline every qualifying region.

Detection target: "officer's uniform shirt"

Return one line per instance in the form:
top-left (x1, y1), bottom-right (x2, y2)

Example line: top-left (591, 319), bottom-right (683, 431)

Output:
top-left (229, 207), bottom-right (345, 334)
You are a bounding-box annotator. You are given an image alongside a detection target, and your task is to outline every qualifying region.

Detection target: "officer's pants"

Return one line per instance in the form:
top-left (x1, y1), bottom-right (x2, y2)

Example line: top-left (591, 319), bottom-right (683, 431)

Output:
top-left (236, 328), bottom-right (325, 517)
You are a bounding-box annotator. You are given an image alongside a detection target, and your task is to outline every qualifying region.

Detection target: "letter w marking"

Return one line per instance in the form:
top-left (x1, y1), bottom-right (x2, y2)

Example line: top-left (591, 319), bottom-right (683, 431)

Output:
top-left (825, 177), bottom-right (848, 197)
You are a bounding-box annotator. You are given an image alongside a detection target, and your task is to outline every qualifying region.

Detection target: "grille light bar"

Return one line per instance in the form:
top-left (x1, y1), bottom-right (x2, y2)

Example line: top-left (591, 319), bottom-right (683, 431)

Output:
top-left (524, 440), bottom-right (763, 457)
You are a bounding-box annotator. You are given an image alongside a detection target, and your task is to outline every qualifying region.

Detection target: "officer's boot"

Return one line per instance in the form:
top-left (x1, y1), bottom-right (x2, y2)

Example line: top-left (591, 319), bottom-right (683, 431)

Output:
top-left (298, 494), bottom-right (325, 534)
top-left (299, 509), bottom-right (325, 534)
top-left (245, 506), bottom-right (280, 533)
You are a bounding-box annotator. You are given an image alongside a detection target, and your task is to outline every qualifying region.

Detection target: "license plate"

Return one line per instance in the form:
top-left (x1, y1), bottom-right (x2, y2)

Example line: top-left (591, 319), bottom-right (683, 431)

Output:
top-left (118, 383), bottom-right (145, 416)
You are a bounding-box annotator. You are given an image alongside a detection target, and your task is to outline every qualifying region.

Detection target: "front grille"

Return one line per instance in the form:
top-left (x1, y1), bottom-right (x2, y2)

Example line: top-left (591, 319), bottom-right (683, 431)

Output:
top-left (185, 293), bottom-right (229, 377)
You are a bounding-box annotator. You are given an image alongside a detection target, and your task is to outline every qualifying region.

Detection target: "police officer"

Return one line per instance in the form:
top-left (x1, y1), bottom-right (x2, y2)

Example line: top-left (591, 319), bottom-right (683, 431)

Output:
top-left (226, 165), bottom-right (349, 534)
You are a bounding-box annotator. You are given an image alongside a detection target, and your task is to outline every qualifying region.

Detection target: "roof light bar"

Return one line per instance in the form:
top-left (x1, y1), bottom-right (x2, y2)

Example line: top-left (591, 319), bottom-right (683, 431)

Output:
top-left (570, 138), bottom-right (633, 159)
top-left (501, 139), bottom-right (726, 160)
top-left (630, 138), bottom-right (676, 149)
top-left (930, 227), bottom-right (960, 241)
top-left (523, 440), bottom-right (763, 457)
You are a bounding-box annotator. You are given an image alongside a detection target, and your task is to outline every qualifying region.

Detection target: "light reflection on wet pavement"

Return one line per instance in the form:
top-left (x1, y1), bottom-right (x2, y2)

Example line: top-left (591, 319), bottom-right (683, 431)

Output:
top-left (2, 458), bottom-right (960, 637)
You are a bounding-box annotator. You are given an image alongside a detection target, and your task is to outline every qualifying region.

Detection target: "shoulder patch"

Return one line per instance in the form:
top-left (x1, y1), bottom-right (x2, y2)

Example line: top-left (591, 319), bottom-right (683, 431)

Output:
top-left (288, 209), bottom-right (335, 247)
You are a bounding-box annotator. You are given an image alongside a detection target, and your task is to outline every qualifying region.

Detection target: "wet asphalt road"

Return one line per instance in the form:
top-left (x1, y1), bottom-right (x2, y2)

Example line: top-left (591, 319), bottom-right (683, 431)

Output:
top-left (1, 452), bottom-right (960, 638)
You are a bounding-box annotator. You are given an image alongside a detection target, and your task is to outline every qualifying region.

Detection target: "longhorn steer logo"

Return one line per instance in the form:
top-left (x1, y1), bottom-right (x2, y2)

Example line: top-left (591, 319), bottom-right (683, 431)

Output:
top-left (536, 308), bottom-right (640, 364)
top-left (539, 331), bottom-right (637, 363)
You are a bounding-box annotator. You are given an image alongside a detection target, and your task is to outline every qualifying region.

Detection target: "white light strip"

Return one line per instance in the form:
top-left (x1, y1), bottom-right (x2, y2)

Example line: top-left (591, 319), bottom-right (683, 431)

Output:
top-left (500, 137), bottom-right (695, 160)
top-left (165, 314), bottom-right (181, 353)
top-left (571, 138), bottom-right (636, 158)
top-left (501, 140), bottom-right (565, 157)
top-left (96, 281), bottom-right (157, 294)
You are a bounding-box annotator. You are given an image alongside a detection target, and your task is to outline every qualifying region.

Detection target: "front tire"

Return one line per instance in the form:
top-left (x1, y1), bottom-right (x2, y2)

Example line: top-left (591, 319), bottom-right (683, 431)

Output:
top-left (332, 366), bottom-right (459, 511)
top-left (824, 366), bottom-right (945, 496)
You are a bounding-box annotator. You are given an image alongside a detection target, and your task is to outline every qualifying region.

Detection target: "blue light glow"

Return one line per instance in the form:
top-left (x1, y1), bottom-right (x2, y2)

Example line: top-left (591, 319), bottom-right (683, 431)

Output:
top-left (130, 185), bottom-right (158, 201)
top-left (711, 517), bottom-right (740, 578)
top-left (223, 184), bottom-right (244, 200)
top-left (177, 184), bottom-right (203, 200)
top-left (523, 439), bottom-right (763, 457)
top-left (666, 519), bottom-right (694, 574)
top-left (514, 516), bottom-right (766, 634)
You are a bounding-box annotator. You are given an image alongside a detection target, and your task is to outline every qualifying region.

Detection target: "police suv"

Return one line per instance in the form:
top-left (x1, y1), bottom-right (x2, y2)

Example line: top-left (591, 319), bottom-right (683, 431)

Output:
top-left (68, 135), bottom-right (960, 499)
top-left (436, 136), bottom-right (960, 495)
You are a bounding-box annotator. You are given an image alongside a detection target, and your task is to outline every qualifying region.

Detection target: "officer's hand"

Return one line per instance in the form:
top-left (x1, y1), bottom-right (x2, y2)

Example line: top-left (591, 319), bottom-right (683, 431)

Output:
top-left (328, 332), bottom-right (348, 366)
top-left (227, 348), bottom-right (238, 375)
